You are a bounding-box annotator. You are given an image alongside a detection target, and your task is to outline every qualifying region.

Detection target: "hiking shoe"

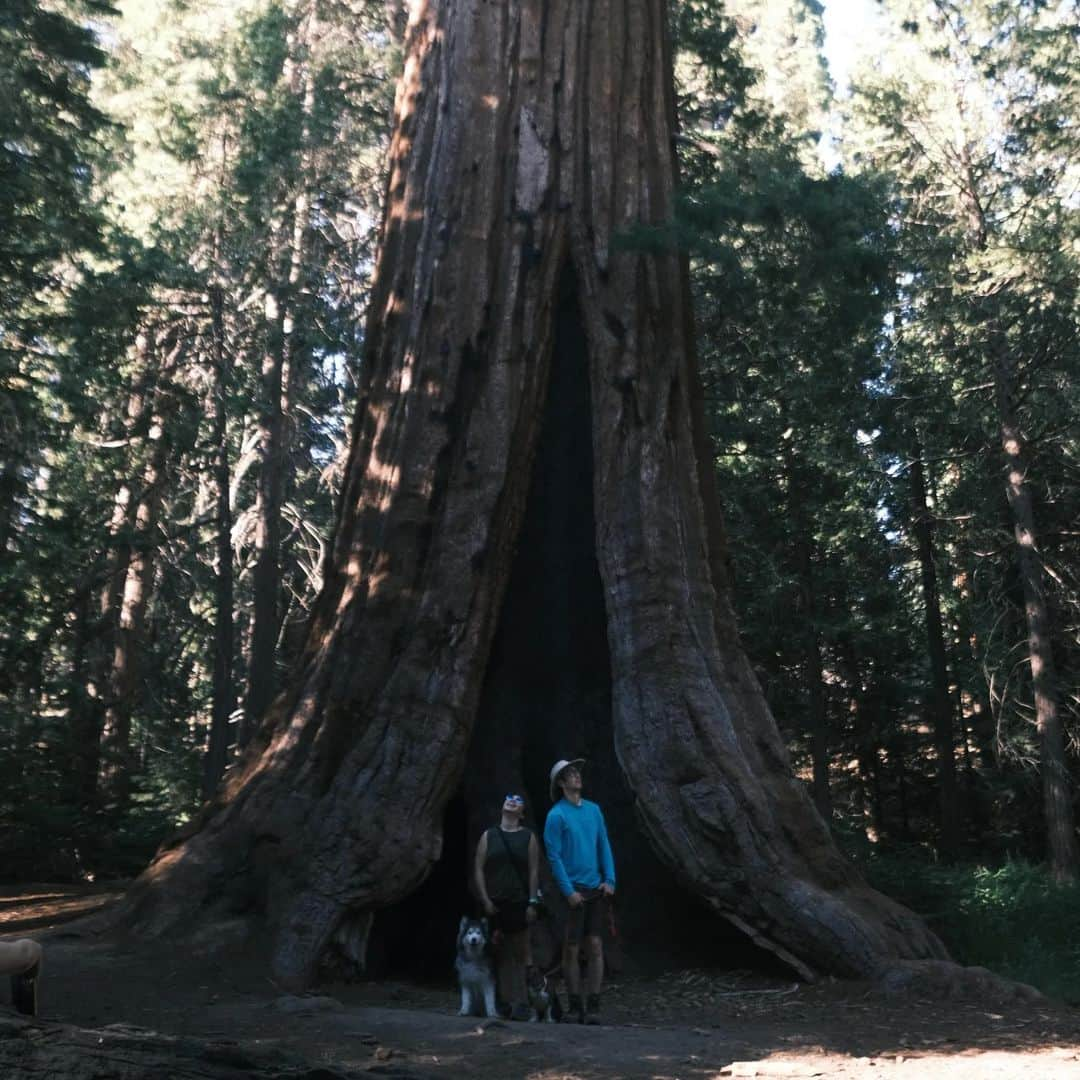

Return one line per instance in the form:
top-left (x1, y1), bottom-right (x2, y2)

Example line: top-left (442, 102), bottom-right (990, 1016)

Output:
top-left (510, 1002), bottom-right (533, 1021)
top-left (11, 962), bottom-right (38, 1017)
top-left (584, 993), bottom-right (601, 1025)
top-left (562, 993), bottom-right (584, 1023)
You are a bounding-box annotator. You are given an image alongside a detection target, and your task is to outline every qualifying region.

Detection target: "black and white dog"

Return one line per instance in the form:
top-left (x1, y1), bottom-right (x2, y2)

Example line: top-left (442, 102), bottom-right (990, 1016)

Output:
top-left (526, 966), bottom-right (562, 1023)
top-left (455, 916), bottom-right (497, 1018)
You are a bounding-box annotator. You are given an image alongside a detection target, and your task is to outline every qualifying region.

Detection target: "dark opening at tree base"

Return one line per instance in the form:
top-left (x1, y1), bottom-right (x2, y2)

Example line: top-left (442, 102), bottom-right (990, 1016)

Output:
top-left (367, 268), bottom-right (786, 980)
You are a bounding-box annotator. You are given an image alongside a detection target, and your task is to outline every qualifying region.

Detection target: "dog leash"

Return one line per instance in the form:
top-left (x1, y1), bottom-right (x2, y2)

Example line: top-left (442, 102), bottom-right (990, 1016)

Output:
top-left (607, 895), bottom-right (619, 940)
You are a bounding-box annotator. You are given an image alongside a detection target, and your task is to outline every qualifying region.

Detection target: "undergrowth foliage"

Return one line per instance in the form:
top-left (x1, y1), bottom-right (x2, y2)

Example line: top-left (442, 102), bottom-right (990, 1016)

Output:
top-left (848, 841), bottom-right (1080, 1002)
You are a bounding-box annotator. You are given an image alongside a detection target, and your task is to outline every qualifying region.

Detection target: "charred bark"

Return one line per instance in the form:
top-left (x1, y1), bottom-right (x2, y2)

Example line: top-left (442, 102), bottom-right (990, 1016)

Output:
top-left (110, 0), bottom-right (947, 987)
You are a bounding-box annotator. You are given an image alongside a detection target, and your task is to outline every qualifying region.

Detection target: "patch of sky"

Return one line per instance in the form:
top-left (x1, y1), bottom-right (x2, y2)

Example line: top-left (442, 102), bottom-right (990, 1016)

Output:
top-left (818, 0), bottom-right (882, 172)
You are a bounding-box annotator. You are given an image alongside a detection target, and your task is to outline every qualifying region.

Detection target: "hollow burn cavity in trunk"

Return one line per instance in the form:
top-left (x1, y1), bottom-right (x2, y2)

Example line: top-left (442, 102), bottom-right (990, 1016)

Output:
top-left (370, 268), bottom-right (776, 976)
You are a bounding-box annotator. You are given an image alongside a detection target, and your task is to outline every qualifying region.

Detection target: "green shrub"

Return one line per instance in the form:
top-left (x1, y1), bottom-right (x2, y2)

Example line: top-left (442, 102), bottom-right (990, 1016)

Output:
top-left (848, 841), bottom-right (1080, 1002)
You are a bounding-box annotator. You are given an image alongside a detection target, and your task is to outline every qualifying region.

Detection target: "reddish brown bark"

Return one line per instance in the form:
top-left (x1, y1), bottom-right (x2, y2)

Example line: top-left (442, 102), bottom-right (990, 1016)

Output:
top-left (113, 0), bottom-right (946, 987)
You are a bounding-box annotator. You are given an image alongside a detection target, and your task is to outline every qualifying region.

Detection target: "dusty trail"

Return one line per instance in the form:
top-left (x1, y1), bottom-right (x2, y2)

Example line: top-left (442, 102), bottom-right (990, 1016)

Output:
top-left (2, 885), bottom-right (1078, 1078)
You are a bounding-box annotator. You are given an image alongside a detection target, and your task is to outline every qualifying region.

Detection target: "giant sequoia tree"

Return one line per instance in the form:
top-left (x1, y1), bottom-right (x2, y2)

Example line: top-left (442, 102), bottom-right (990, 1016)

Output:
top-left (116, 0), bottom-right (948, 988)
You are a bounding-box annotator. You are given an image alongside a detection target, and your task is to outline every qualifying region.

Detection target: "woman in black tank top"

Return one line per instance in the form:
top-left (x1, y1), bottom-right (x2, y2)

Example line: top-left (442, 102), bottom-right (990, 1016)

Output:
top-left (473, 793), bottom-right (540, 1020)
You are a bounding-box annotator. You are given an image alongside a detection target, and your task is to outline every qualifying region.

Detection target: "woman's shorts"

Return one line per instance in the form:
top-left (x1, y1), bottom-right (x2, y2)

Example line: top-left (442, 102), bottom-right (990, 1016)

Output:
top-left (491, 901), bottom-right (529, 935)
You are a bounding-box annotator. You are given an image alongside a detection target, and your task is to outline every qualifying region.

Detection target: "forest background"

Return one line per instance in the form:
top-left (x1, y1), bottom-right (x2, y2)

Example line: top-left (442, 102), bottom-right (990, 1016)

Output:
top-left (3, 0), bottom-right (1080, 999)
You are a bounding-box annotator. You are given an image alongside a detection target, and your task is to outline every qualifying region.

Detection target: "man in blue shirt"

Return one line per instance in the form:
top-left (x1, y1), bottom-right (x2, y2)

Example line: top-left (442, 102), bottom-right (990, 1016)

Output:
top-left (544, 757), bottom-right (616, 1024)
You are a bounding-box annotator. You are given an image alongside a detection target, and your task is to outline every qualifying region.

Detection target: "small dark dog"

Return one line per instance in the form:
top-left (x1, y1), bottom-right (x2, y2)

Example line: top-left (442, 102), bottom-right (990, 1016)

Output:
top-left (455, 917), bottom-right (497, 1017)
top-left (526, 966), bottom-right (562, 1023)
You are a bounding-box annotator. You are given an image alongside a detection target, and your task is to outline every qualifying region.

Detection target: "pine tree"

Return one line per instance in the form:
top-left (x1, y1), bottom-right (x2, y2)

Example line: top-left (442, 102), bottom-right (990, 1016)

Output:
top-left (845, 0), bottom-right (1080, 875)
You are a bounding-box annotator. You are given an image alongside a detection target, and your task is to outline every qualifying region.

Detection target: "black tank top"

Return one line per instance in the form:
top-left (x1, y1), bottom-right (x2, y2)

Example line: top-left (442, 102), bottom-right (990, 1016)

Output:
top-left (484, 826), bottom-right (532, 903)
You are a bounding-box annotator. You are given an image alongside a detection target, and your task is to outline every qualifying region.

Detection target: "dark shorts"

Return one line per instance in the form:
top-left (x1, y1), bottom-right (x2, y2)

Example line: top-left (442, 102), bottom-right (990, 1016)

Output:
top-left (565, 886), bottom-right (609, 944)
top-left (490, 901), bottom-right (529, 935)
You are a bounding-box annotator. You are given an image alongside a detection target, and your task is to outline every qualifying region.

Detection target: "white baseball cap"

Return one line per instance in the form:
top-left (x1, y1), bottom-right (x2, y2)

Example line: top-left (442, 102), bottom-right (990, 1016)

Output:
top-left (549, 758), bottom-right (585, 801)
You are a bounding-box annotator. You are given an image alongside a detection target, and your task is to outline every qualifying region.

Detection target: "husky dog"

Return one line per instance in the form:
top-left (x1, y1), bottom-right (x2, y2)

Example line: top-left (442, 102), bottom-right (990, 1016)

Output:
top-left (455, 916), bottom-right (497, 1017)
top-left (526, 966), bottom-right (562, 1023)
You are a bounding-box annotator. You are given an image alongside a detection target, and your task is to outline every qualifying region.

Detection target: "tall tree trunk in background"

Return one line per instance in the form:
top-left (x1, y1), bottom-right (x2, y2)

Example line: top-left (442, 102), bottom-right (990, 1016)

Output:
top-left (242, 289), bottom-right (287, 746)
top-left (112, 0), bottom-right (946, 988)
top-left (838, 634), bottom-right (883, 841)
top-left (783, 442), bottom-right (830, 821)
top-left (0, 336), bottom-right (34, 559)
top-left (240, 4), bottom-right (318, 746)
top-left (0, 458), bottom-right (19, 559)
top-left (204, 285), bottom-right (237, 797)
top-left (908, 440), bottom-right (960, 855)
top-left (69, 336), bottom-right (154, 809)
top-left (995, 350), bottom-right (1079, 881)
top-left (961, 609), bottom-right (997, 775)
top-left (798, 539), bottom-right (831, 822)
top-left (68, 590), bottom-right (101, 812)
top-left (946, 565), bottom-right (994, 780)
top-left (99, 395), bottom-right (170, 809)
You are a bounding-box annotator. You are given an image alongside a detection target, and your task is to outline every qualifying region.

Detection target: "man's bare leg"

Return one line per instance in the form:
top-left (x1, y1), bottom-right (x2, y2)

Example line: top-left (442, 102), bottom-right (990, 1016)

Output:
top-left (585, 935), bottom-right (603, 995)
top-left (561, 940), bottom-right (584, 1021)
top-left (584, 935), bottom-right (603, 1024)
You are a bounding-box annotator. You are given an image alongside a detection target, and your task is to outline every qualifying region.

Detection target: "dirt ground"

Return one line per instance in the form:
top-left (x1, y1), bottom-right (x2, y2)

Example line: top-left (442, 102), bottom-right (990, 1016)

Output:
top-left (3, 885), bottom-right (1080, 1079)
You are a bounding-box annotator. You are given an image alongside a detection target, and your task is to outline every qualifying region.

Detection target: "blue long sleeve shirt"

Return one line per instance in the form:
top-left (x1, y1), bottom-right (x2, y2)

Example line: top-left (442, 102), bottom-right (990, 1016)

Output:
top-left (543, 798), bottom-right (616, 897)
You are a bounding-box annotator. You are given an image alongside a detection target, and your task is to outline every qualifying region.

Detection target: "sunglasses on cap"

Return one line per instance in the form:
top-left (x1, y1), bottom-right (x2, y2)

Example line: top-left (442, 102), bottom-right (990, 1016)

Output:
top-left (504, 794), bottom-right (524, 805)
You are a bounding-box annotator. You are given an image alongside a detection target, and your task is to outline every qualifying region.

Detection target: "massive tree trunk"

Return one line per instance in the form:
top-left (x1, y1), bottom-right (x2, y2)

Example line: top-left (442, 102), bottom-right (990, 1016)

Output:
top-left (112, 0), bottom-right (946, 987)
